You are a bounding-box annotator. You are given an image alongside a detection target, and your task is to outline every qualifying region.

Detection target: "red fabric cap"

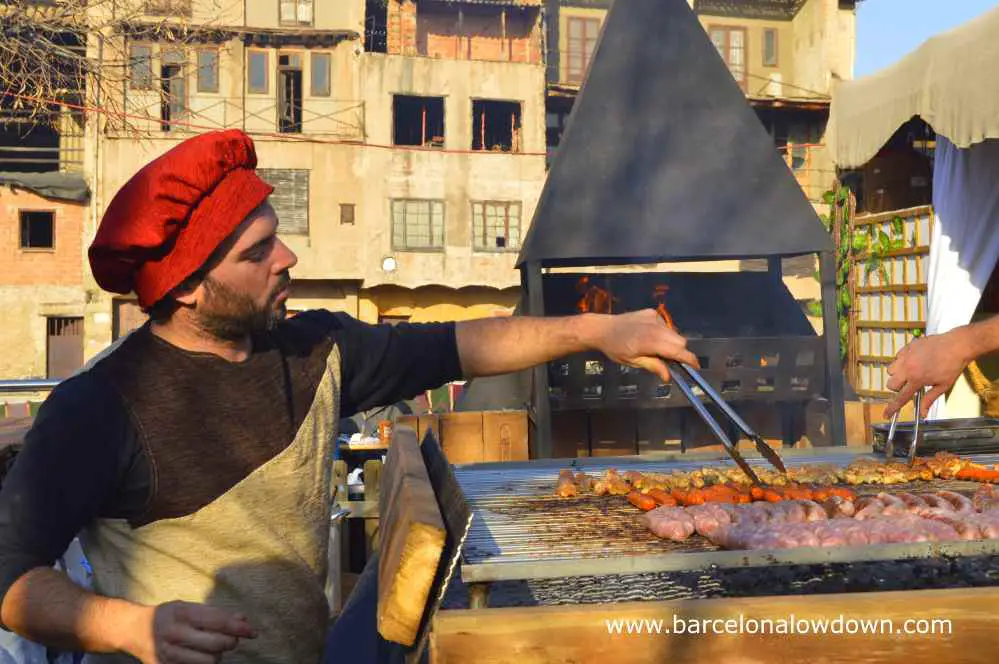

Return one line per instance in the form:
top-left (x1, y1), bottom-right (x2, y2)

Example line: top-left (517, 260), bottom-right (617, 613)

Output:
top-left (89, 129), bottom-right (274, 308)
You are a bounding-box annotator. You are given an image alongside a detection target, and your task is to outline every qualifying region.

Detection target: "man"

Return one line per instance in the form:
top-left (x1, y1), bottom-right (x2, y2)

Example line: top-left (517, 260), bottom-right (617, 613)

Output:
top-left (0, 130), bottom-right (696, 663)
top-left (885, 315), bottom-right (999, 417)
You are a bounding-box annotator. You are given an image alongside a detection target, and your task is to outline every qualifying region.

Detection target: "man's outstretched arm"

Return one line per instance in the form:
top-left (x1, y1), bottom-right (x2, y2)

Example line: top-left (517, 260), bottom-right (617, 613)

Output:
top-left (455, 309), bottom-right (698, 383)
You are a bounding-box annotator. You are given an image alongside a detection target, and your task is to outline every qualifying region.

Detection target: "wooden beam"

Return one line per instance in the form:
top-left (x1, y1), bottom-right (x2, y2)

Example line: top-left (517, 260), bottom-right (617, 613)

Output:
top-left (430, 587), bottom-right (999, 663)
top-left (377, 427), bottom-right (446, 647)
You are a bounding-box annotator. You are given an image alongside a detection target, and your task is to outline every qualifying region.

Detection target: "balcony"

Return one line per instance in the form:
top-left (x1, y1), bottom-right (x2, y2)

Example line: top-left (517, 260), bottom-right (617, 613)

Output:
top-left (110, 95), bottom-right (365, 140)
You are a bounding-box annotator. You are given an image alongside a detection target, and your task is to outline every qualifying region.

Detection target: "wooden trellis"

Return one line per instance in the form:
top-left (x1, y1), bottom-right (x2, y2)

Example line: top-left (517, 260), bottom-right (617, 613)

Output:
top-left (849, 205), bottom-right (933, 398)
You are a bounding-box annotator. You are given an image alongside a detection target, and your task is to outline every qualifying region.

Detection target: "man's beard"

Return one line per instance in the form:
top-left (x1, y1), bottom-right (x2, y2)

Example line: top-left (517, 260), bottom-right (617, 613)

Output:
top-left (195, 274), bottom-right (289, 341)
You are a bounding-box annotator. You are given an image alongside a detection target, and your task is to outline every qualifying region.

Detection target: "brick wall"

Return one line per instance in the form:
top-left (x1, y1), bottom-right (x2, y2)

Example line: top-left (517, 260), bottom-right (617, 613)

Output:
top-left (0, 187), bottom-right (85, 287)
top-left (393, 0), bottom-right (541, 63)
top-left (388, 0), bottom-right (418, 56)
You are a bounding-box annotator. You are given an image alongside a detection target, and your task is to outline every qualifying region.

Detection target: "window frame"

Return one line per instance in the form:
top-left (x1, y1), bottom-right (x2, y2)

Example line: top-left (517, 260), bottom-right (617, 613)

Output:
top-left (471, 200), bottom-right (522, 252)
top-left (247, 49), bottom-right (270, 95)
top-left (279, 0), bottom-right (315, 27)
top-left (196, 48), bottom-right (220, 93)
top-left (565, 16), bottom-right (601, 84)
top-left (763, 28), bottom-right (778, 68)
top-left (391, 198), bottom-right (446, 252)
top-left (708, 25), bottom-right (748, 91)
top-left (310, 51), bottom-right (332, 97)
top-left (19, 209), bottom-right (56, 251)
top-left (128, 43), bottom-right (154, 90)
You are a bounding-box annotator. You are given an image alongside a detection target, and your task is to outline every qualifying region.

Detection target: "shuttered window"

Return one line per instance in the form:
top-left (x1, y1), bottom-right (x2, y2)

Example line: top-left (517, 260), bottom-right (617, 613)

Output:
top-left (258, 168), bottom-right (310, 235)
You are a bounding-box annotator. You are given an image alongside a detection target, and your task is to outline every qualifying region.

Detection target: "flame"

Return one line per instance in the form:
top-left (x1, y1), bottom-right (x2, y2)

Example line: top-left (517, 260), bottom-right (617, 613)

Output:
top-left (576, 276), bottom-right (616, 314)
top-left (653, 284), bottom-right (678, 331)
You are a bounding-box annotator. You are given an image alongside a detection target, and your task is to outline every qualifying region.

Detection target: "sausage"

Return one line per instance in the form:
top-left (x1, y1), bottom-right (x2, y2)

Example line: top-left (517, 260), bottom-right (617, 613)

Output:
top-left (935, 490), bottom-right (975, 514)
top-left (646, 488), bottom-right (678, 507)
top-left (627, 491), bottom-right (657, 511)
top-left (956, 467), bottom-right (999, 483)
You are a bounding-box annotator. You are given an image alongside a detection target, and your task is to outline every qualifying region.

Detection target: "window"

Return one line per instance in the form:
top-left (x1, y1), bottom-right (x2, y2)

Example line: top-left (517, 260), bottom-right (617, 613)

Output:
top-left (160, 49), bottom-right (187, 132)
top-left (391, 199), bottom-right (444, 250)
top-left (277, 53), bottom-right (303, 133)
top-left (340, 203), bottom-right (355, 225)
top-left (129, 45), bottom-right (153, 90)
top-left (197, 49), bottom-right (219, 93)
top-left (311, 52), bottom-right (331, 97)
top-left (565, 17), bottom-right (600, 84)
top-left (258, 168), bottom-right (310, 234)
top-left (20, 211), bottom-right (54, 249)
top-left (472, 201), bottom-right (521, 251)
top-left (248, 50), bottom-right (269, 94)
top-left (280, 0), bottom-right (314, 27)
top-left (709, 26), bottom-right (747, 91)
top-left (763, 28), bottom-right (778, 67)
top-left (46, 317), bottom-right (84, 380)
top-left (392, 95), bottom-right (445, 148)
top-left (472, 99), bottom-right (522, 152)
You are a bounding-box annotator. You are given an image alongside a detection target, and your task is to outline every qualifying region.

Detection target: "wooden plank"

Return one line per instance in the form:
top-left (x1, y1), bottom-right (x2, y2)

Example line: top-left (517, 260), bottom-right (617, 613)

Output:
top-left (482, 411), bottom-right (529, 462)
top-left (363, 459), bottom-right (382, 557)
top-left (856, 284), bottom-right (927, 294)
top-left (418, 414), bottom-right (440, 443)
top-left (378, 427), bottom-right (446, 647)
top-left (856, 321), bottom-right (926, 330)
top-left (430, 587), bottom-right (999, 664)
top-left (438, 412), bottom-right (484, 464)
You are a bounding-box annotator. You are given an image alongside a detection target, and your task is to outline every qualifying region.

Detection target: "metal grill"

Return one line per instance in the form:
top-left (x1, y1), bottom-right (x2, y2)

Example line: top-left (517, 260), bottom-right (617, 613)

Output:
top-left (454, 450), bottom-right (999, 584)
top-left (548, 337), bottom-right (825, 410)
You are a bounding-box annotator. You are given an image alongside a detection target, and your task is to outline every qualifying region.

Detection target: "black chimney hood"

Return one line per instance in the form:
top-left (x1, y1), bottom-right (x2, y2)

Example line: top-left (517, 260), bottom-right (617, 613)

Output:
top-left (517, 0), bottom-right (832, 268)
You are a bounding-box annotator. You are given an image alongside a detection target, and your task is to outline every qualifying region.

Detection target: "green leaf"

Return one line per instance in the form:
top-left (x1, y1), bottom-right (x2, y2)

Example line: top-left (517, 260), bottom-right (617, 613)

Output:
top-left (913, 328), bottom-right (924, 338)
top-left (806, 301), bottom-right (824, 317)
top-left (822, 191), bottom-right (836, 206)
top-left (851, 231), bottom-right (869, 252)
top-left (891, 216), bottom-right (904, 237)
top-left (838, 288), bottom-right (852, 310)
top-left (890, 238), bottom-right (906, 250)
top-left (837, 186), bottom-right (851, 205)
top-left (877, 230), bottom-right (891, 255)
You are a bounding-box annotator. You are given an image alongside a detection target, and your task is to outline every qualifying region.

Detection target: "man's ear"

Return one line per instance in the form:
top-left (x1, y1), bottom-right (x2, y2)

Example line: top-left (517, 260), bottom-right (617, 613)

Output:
top-left (171, 277), bottom-right (203, 307)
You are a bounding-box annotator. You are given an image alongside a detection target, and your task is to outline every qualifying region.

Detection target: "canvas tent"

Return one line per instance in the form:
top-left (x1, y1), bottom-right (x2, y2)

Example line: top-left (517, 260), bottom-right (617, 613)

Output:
top-left (830, 5), bottom-right (999, 419)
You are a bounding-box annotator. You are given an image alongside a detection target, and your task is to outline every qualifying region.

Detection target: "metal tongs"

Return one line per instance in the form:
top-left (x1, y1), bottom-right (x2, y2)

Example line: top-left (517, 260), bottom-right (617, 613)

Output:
top-left (668, 361), bottom-right (787, 486)
top-left (883, 388), bottom-right (924, 465)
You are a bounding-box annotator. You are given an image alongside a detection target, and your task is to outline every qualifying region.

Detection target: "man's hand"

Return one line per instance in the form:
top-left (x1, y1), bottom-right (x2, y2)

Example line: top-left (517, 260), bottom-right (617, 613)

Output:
top-left (885, 327), bottom-right (975, 418)
top-left (588, 309), bottom-right (699, 383)
top-left (125, 601), bottom-right (256, 664)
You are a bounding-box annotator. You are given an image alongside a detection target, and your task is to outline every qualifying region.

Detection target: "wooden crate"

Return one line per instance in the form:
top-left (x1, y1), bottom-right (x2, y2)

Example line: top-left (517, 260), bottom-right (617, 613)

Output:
top-left (396, 411), bottom-right (529, 464)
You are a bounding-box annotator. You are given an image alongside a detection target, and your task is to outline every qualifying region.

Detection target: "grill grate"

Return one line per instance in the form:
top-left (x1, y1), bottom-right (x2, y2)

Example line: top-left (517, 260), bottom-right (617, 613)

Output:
top-left (455, 452), bottom-right (999, 584)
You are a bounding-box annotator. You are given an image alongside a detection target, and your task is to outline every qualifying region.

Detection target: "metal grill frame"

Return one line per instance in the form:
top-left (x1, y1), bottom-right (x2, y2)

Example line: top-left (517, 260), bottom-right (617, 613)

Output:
top-left (548, 336), bottom-right (826, 410)
top-left (453, 449), bottom-right (999, 584)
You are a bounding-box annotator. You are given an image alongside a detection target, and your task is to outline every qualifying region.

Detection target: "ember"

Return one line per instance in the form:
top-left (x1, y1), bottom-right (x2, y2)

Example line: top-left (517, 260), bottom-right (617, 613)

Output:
top-left (653, 284), bottom-right (678, 331)
top-left (575, 276), bottom-right (616, 314)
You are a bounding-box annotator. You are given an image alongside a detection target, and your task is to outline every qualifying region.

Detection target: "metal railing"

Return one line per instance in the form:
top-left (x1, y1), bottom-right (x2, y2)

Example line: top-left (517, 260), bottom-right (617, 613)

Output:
top-left (111, 94), bottom-right (366, 140)
top-left (0, 380), bottom-right (60, 393)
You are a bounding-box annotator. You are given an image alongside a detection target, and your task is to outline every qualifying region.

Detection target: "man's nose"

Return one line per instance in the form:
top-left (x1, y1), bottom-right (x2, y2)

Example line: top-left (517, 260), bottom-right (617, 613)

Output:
top-left (273, 238), bottom-right (298, 273)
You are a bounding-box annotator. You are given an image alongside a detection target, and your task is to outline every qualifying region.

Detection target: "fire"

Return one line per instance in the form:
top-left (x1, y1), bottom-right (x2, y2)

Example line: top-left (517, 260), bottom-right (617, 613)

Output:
top-left (653, 284), bottom-right (678, 331)
top-left (575, 276), bottom-right (616, 314)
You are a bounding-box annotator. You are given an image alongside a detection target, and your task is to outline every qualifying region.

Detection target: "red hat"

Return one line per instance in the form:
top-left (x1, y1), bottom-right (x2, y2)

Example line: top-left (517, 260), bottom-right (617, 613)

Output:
top-left (89, 129), bottom-right (274, 308)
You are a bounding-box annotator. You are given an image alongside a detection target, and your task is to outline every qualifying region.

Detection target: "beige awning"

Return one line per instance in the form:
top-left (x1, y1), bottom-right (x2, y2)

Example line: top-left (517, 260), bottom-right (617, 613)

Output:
top-left (830, 6), bottom-right (999, 168)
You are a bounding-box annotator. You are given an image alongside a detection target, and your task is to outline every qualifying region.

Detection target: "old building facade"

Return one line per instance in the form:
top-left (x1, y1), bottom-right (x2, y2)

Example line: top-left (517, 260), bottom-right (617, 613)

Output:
top-left (2, 0), bottom-right (855, 380)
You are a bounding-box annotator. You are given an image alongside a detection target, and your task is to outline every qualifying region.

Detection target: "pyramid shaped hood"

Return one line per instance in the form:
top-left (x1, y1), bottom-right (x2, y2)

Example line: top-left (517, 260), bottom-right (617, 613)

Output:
top-left (517, 0), bottom-right (833, 268)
